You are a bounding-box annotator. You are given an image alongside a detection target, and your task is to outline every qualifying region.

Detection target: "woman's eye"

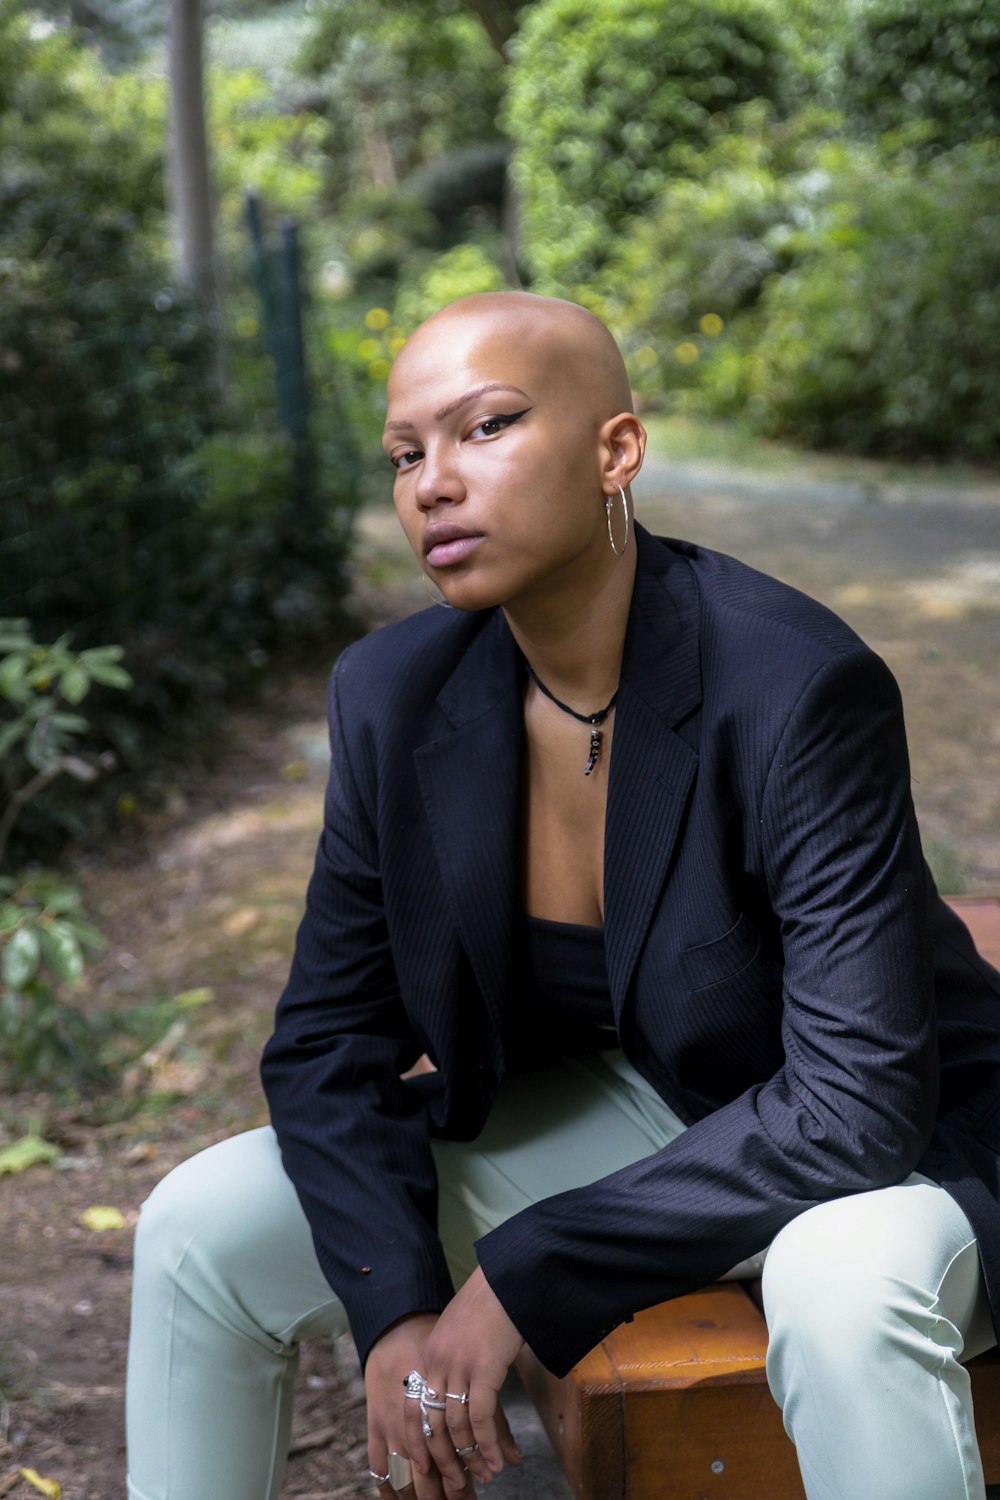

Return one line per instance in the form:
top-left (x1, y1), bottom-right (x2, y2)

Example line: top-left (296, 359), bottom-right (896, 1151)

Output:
top-left (391, 449), bottom-right (423, 470)
top-left (470, 408), bottom-right (530, 440)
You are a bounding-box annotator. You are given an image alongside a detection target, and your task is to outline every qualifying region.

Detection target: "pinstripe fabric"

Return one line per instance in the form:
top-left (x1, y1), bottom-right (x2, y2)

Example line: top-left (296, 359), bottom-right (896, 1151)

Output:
top-left (261, 524), bottom-right (1000, 1377)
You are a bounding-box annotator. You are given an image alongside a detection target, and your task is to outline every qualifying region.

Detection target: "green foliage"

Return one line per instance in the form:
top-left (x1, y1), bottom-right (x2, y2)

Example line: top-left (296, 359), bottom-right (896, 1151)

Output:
top-left (0, 624), bottom-right (130, 1087)
top-left (746, 140), bottom-right (1000, 457)
top-left (1, 9), bottom-right (360, 851)
top-left (591, 105), bottom-right (831, 399)
top-left (394, 243), bottom-right (510, 331)
top-left (842, 0), bottom-right (1000, 155)
top-left (605, 107), bottom-right (1000, 460)
top-left (210, 65), bottom-right (329, 241)
top-left (299, 0), bottom-right (505, 205)
top-left (0, 870), bottom-right (108, 1086)
top-left (0, 621), bottom-right (133, 864)
top-left (505, 0), bottom-right (798, 292)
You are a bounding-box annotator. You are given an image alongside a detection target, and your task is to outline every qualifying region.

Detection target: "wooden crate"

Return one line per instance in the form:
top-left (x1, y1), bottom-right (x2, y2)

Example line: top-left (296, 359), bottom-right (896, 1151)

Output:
top-left (517, 896), bottom-right (1000, 1500)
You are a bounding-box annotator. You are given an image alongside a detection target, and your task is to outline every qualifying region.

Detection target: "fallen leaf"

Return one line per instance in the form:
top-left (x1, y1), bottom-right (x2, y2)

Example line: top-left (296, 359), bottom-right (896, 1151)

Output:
top-left (0, 1135), bottom-right (59, 1176)
top-left (79, 1205), bottom-right (125, 1232)
top-left (19, 1469), bottom-right (61, 1498)
top-left (174, 986), bottom-right (215, 1009)
top-left (223, 906), bottom-right (260, 937)
top-left (279, 759), bottom-right (308, 781)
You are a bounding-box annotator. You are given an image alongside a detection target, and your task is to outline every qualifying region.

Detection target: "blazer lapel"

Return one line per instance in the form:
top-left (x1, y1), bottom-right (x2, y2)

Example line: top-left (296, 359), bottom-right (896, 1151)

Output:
top-left (604, 527), bottom-right (701, 1014)
top-left (414, 612), bottom-right (523, 1038)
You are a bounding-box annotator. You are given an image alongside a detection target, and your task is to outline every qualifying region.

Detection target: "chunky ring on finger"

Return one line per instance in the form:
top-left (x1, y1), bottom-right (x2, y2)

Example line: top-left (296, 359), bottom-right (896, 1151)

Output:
top-left (455, 1442), bottom-right (479, 1456)
top-left (445, 1390), bottom-right (470, 1404)
top-left (404, 1369), bottom-right (426, 1398)
top-left (387, 1453), bottom-right (413, 1488)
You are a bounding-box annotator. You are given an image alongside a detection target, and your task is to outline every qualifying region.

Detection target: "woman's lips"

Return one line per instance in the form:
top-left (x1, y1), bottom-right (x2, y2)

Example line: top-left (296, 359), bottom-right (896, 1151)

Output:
top-left (425, 533), bottom-right (484, 567)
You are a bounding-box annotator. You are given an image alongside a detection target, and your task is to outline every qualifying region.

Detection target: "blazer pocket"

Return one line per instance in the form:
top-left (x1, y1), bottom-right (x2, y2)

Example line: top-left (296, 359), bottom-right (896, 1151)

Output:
top-left (679, 912), bottom-right (762, 993)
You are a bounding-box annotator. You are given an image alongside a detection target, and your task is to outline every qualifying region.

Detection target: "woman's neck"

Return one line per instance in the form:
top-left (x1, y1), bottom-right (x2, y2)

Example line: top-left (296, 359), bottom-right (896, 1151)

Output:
top-left (503, 542), bottom-right (637, 704)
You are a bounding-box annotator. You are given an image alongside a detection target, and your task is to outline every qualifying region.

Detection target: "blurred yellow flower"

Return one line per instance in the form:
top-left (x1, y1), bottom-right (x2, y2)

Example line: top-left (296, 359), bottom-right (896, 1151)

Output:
top-left (369, 358), bottom-right (391, 381)
top-left (675, 342), bottom-right (700, 365)
top-left (634, 345), bottom-right (659, 371)
top-left (700, 313), bottom-right (724, 337)
top-left (358, 338), bottom-right (383, 361)
top-left (235, 315), bottom-right (259, 340)
top-left (388, 337), bottom-right (408, 358)
top-left (365, 307), bottom-right (391, 331)
top-left (80, 1205), bottom-right (126, 1232)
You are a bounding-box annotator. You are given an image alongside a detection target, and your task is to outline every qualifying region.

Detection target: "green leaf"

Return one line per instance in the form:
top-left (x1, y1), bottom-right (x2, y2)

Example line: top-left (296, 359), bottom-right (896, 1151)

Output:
top-left (39, 922), bottom-right (84, 983)
top-left (85, 661), bottom-right (132, 690)
top-left (0, 619), bottom-right (32, 651)
top-left (49, 712), bottom-right (88, 733)
top-left (175, 986), bottom-right (214, 1010)
top-left (79, 644), bottom-right (125, 666)
top-left (67, 919), bottom-right (106, 952)
top-left (0, 654), bottom-right (29, 702)
top-left (0, 904), bottom-right (22, 934)
top-left (2, 925), bottom-right (41, 989)
top-left (38, 886), bottom-right (84, 916)
top-left (0, 719), bottom-right (26, 758)
top-left (0, 1133), bottom-right (59, 1176)
top-left (59, 663), bottom-right (91, 705)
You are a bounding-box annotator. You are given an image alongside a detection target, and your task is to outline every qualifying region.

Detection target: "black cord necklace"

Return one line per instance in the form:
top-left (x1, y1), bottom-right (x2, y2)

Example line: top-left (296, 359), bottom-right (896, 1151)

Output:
top-left (524, 661), bottom-right (619, 776)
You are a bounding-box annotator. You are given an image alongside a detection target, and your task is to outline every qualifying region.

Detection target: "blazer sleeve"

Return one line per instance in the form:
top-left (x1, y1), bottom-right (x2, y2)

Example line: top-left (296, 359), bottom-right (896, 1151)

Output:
top-left (476, 645), bottom-right (940, 1376)
top-left (260, 653), bottom-right (454, 1368)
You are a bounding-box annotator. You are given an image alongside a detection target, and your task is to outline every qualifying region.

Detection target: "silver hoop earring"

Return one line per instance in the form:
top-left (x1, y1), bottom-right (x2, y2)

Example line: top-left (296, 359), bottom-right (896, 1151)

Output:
top-left (605, 483), bottom-right (630, 557)
top-left (422, 572), bottom-right (453, 608)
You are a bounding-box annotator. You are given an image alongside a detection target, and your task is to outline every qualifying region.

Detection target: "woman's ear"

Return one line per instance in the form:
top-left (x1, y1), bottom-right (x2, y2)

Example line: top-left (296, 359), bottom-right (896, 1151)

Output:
top-left (599, 412), bottom-right (646, 492)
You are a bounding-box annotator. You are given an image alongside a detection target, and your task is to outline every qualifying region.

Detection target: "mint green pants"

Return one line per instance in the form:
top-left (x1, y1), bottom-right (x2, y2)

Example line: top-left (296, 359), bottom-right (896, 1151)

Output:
top-left (126, 1051), bottom-right (995, 1500)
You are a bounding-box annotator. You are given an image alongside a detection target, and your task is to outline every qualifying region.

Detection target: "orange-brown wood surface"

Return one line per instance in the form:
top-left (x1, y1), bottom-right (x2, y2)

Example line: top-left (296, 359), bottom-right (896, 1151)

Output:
top-left (949, 894), bottom-right (1000, 969)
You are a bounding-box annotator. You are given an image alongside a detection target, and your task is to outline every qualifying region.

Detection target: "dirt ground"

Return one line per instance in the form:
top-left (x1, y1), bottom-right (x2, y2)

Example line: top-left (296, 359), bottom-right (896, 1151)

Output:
top-left (1, 445), bottom-right (999, 1500)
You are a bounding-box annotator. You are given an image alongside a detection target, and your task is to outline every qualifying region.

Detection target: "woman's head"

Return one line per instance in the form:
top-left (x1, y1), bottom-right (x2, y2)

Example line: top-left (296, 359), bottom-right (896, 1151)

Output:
top-left (382, 292), bottom-right (645, 617)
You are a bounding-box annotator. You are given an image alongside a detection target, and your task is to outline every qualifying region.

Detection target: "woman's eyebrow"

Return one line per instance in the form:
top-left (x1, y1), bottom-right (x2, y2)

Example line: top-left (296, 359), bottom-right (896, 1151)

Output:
top-left (383, 383), bottom-right (531, 433)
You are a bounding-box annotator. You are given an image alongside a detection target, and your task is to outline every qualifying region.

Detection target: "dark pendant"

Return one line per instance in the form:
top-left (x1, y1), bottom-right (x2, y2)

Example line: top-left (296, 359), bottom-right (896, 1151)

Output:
top-left (584, 728), bottom-right (602, 776)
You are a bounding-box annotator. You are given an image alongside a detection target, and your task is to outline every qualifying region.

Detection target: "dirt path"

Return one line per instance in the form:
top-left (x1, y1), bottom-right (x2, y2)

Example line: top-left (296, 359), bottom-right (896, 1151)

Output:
top-left (1, 448), bottom-right (998, 1500)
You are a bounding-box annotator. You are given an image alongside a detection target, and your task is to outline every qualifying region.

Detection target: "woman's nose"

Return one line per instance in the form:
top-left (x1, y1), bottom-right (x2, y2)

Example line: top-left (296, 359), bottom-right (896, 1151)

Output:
top-left (414, 443), bottom-right (465, 510)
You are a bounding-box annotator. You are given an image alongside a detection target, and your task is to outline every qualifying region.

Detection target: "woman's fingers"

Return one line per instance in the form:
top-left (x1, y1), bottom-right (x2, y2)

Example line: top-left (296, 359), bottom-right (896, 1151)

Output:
top-left (407, 1374), bottom-right (482, 1494)
top-left (494, 1397), bottom-right (524, 1467)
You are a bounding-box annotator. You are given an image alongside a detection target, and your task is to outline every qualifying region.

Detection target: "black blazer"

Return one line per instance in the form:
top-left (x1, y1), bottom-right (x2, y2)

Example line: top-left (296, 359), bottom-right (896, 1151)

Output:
top-left (262, 525), bottom-right (1000, 1377)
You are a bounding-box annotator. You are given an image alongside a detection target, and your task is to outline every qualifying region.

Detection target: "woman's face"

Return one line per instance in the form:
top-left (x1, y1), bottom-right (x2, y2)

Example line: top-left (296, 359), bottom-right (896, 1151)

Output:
top-left (382, 308), bottom-right (620, 615)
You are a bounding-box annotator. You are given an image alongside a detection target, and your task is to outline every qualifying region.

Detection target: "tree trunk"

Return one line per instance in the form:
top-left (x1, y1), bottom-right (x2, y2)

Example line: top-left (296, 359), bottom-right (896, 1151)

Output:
top-left (167, 0), bottom-right (218, 304)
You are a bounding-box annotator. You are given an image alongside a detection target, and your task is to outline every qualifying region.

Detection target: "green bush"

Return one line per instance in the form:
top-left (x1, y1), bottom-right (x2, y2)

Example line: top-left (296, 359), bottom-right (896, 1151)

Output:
top-left (393, 242), bottom-right (510, 331)
top-left (601, 108), bottom-right (1000, 460)
top-left (841, 0), bottom-right (1000, 155)
top-left (298, 0), bottom-right (505, 206)
top-left (0, 7), bottom-right (359, 850)
top-left (504, 0), bottom-right (798, 292)
top-left (590, 106), bottom-right (832, 404)
top-left (746, 140), bottom-right (1000, 456)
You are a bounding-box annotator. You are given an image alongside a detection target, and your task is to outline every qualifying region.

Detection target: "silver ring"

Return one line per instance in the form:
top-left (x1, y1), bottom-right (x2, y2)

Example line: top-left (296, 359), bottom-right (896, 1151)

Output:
top-left (456, 1442), bottom-right (479, 1455)
top-left (446, 1391), bottom-right (470, 1404)
top-left (387, 1452), bottom-right (412, 1488)
top-left (404, 1369), bottom-right (425, 1398)
top-left (368, 1468), bottom-right (390, 1484)
top-left (422, 1418), bottom-right (434, 1438)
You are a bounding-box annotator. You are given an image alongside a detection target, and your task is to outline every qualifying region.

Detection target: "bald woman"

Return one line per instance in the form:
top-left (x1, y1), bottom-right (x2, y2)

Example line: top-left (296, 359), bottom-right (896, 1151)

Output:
top-left (127, 294), bottom-right (1000, 1500)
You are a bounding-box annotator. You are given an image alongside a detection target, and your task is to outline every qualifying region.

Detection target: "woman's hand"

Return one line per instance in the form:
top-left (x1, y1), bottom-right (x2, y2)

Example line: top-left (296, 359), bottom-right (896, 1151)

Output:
top-left (403, 1268), bottom-right (525, 1496)
top-left (365, 1313), bottom-right (456, 1500)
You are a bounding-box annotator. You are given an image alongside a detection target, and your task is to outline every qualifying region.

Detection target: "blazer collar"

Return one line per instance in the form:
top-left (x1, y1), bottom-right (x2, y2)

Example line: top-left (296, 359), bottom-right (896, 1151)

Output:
top-left (415, 525), bottom-right (702, 1038)
top-left (605, 525), bottom-right (701, 1005)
